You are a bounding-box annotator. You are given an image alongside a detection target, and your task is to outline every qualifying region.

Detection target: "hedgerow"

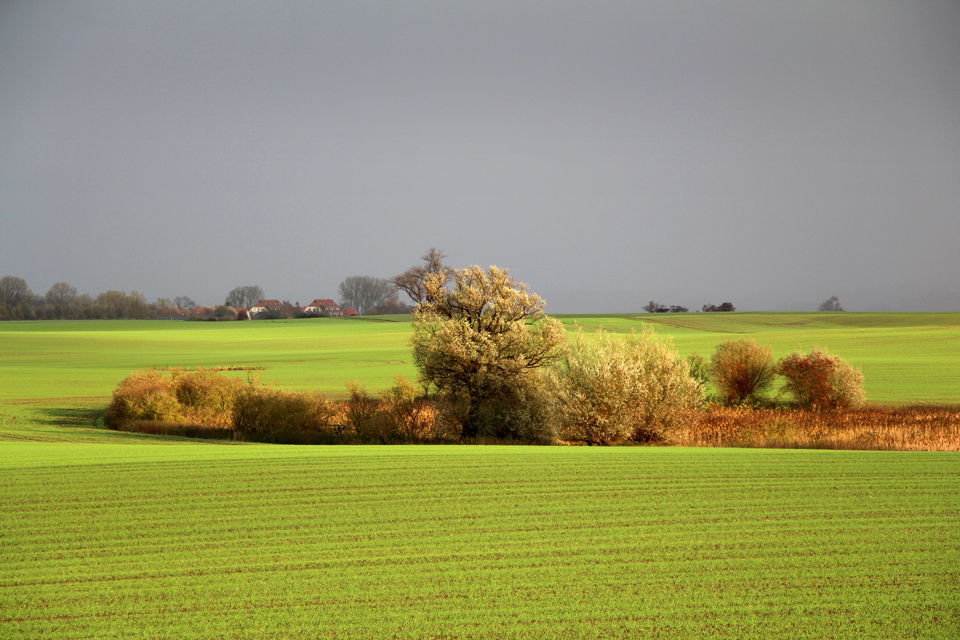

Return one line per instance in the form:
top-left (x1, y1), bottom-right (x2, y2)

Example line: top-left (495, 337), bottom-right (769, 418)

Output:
top-left (103, 335), bottom-right (880, 448)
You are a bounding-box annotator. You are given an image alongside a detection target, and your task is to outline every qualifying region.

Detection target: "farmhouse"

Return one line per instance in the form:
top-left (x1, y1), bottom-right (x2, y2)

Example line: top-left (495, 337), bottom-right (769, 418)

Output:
top-left (304, 299), bottom-right (349, 317)
top-left (249, 299), bottom-right (284, 316)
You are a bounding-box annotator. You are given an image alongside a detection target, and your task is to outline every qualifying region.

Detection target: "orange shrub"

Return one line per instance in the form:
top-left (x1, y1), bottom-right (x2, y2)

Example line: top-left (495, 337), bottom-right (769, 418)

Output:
top-left (104, 370), bottom-right (182, 428)
top-left (342, 378), bottom-right (443, 443)
top-left (776, 348), bottom-right (865, 410)
top-left (231, 385), bottom-right (336, 433)
top-left (710, 339), bottom-right (775, 405)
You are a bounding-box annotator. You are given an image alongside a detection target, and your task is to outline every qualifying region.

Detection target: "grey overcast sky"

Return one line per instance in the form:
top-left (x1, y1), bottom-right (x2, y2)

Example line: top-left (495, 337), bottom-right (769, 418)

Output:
top-left (2, 1), bottom-right (958, 312)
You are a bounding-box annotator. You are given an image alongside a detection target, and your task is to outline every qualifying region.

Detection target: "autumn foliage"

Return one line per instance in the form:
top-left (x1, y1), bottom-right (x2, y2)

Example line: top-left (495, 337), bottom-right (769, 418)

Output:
top-left (775, 348), bottom-right (865, 410)
top-left (710, 339), bottom-right (776, 405)
top-left (555, 328), bottom-right (700, 444)
top-left (412, 265), bottom-right (566, 440)
top-left (676, 405), bottom-right (960, 451)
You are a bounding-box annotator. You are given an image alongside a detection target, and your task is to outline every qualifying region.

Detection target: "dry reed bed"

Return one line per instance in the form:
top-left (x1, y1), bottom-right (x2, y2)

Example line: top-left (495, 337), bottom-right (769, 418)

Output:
top-left (677, 405), bottom-right (960, 451)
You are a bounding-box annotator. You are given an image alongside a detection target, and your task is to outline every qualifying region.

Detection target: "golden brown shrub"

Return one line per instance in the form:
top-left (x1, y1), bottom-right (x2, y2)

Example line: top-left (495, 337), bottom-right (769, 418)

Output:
top-left (555, 328), bottom-right (700, 444)
top-left (710, 339), bottom-right (776, 405)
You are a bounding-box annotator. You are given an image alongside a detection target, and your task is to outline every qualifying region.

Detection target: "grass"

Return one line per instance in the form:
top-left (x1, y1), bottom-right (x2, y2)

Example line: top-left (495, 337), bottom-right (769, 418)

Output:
top-left (1, 443), bottom-right (957, 639)
top-left (0, 317), bottom-right (417, 401)
top-left (1, 313), bottom-right (958, 637)
top-left (0, 318), bottom-right (417, 441)
top-left (2, 313), bottom-right (959, 442)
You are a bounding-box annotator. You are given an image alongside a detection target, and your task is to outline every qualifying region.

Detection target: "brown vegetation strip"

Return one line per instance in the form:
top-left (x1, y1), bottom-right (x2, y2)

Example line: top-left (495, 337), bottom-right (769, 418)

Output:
top-left (155, 365), bottom-right (263, 371)
top-left (676, 405), bottom-right (960, 451)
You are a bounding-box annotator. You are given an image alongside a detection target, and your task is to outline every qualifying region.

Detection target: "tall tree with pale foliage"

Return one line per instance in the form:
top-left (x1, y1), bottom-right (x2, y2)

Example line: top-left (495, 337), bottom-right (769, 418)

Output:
top-left (412, 265), bottom-right (566, 440)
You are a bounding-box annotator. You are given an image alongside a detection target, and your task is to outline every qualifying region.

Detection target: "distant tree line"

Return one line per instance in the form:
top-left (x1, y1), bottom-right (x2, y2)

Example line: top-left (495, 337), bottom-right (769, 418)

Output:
top-left (643, 301), bottom-right (689, 313)
top-left (643, 300), bottom-right (736, 313)
top-left (701, 302), bottom-right (736, 312)
top-left (0, 276), bottom-right (167, 320)
top-left (0, 276), bottom-right (261, 321)
top-left (0, 273), bottom-right (415, 322)
top-left (16, 269), bottom-right (841, 323)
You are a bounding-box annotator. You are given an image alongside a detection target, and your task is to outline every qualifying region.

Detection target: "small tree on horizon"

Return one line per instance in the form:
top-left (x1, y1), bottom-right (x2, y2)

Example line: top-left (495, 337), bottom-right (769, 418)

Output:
top-left (818, 296), bottom-right (845, 312)
top-left (225, 286), bottom-right (265, 310)
top-left (393, 248), bottom-right (452, 306)
top-left (174, 296), bottom-right (197, 311)
top-left (338, 276), bottom-right (396, 315)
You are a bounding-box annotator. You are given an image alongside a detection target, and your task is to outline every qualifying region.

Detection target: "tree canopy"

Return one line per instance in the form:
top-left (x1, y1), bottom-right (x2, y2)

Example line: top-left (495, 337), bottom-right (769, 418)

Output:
top-left (412, 265), bottom-right (565, 439)
top-left (392, 248), bottom-right (452, 305)
top-left (338, 276), bottom-right (395, 315)
top-left (225, 286), bottom-right (265, 309)
top-left (0, 276), bottom-right (32, 309)
top-left (819, 296), bottom-right (845, 312)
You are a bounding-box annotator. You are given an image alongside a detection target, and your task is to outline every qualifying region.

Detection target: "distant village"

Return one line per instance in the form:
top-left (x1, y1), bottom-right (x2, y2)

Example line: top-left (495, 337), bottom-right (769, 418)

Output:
top-left (168, 299), bottom-right (359, 321)
top-left (0, 274), bottom-right (405, 320)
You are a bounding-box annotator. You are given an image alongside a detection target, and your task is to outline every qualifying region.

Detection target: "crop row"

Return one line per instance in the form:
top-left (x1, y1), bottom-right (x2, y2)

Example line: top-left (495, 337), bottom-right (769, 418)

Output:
top-left (2, 445), bottom-right (957, 639)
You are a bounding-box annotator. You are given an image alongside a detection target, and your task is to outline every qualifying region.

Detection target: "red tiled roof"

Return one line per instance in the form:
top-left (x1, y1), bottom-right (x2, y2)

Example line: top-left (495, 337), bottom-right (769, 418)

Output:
top-left (306, 299), bottom-right (340, 309)
top-left (251, 299), bottom-right (283, 309)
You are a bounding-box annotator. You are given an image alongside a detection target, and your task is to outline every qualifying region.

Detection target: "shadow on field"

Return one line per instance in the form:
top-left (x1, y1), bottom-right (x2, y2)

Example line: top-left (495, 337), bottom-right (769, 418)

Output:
top-left (35, 406), bottom-right (103, 430)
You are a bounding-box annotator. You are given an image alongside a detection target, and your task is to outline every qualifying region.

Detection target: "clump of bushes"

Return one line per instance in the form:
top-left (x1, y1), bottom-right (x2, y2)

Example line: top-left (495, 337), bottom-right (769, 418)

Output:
top-left (106, 332), bottom-right (877, 448)
top-left (105, 369), bottom-right (337, 436)
top-left (710, 339), bottom-right (776, 405)
top-left (232, 386), bottom-right (337, 433)
top-left (104, 368), bottom-right (242, 430)
top-left (343, 377), bottom-right (442, 443)
top-left (707, 340), bottom-right (865, 411)
top-left (106, 369), bottom-right (442, 443)
top-left (554, 328), bottom-right (701, 444)
top-left (775, 348), bottom-right (865, 410)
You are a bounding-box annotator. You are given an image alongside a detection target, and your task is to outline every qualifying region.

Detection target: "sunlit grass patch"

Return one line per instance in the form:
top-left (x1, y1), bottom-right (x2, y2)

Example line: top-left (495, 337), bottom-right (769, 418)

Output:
top-left (0, 445), bottom-right (957, 638)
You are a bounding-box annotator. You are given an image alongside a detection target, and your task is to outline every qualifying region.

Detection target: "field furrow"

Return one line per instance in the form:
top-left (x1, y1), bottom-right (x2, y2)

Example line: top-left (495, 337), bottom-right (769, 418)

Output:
top-left (1, 445), bottom-right (957, 639)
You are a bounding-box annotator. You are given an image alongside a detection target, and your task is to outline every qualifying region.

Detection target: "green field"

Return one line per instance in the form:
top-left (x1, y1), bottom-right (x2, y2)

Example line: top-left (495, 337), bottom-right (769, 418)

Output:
top-left (2, 443), bottom-right (958, 639)
top-left (3, 313), bottom-right (959, 437)
top-left (2, 313), bottom-right (958, 405)
top-left (0, 317), bottom-right (417, 442)
top-left (1, 314), bottom-right (958, 638)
